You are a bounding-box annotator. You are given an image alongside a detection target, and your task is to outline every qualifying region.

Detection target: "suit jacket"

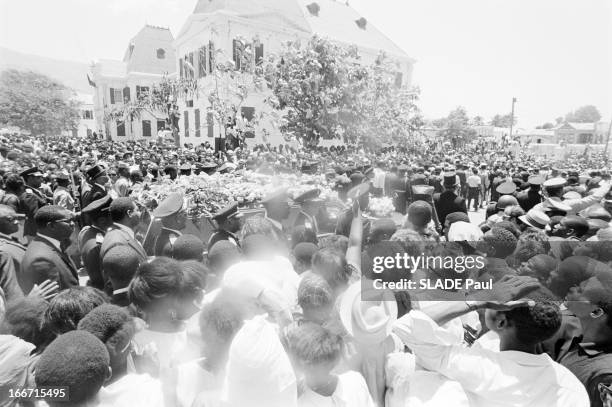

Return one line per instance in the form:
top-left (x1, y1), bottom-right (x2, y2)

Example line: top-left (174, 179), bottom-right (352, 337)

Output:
top-left (19, 188), bottom-right (48, 236)
top-left (433, 190), bottom-right (467, 225)
top-left (100, 225), bottom-right (148, 264)
top-left (81, 184), bottom-right (107, 209)
top-left (153, 227), bottom-right (183, 257)
top-left (20, 236), bottom-right (79, 293)
top-left (0, 233), bottom-right (26, 273)
top-left (0, 251), bottom-right (24, 303)
top-left (79, 226), bottom-right (106, 291)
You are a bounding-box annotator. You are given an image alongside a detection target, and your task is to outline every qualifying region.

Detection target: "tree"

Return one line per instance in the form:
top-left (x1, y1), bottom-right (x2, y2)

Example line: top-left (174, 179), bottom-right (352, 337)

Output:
top-left (436, 106), bottom-right (476, 148)
top-left (565, 105), bottom-right (601, 123)
top-left (264, 36), bottom-right (422, 147)
top-left (535, 122), bottom-right (554, 129)
top-left (0, 69), bottom-right (81, 136)
top-left (470, 115), bottom-right (484, 126)
top-left (489, 113), bottom-right (515, 128)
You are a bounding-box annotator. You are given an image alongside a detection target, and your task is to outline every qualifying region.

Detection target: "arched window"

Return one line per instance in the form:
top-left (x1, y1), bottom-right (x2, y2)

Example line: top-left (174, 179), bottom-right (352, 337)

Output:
top-left (157, 48), bottom-right (166, 59)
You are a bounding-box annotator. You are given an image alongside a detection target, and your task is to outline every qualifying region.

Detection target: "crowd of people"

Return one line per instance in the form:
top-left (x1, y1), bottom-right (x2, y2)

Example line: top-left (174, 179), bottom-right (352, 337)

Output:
top-left (0, 133), bottom-right (611, 407)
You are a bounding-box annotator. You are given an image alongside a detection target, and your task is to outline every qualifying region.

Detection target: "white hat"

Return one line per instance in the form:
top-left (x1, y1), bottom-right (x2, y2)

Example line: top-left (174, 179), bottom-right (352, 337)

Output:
top-left (339, 280), bottom-right (397, 345)
top-left (447, 221), bottom-right (483, 244)
top-left (519, 209), bottom-right (550, 230)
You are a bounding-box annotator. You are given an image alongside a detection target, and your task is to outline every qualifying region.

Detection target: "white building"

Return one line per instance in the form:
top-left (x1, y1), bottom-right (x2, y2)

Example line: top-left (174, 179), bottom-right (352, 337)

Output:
top-left (91, 25), bottom-right (176, 141)
top-left (173, 0), bottom-right (416, 146)
top-left (60, 92), bottom-right (97, 138)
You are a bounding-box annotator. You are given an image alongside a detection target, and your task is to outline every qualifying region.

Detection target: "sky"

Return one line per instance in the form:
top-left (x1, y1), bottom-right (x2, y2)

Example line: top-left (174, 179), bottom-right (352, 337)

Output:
top-left (0, 0), bottom-right (610, 128)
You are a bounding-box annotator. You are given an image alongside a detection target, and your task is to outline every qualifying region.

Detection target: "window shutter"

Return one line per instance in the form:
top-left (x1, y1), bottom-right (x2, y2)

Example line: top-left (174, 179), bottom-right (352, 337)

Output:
top-left (255, 43), bottom-right (264, 65)
top-left (117, 121), bottom-right (125, 137)
top-left (198, 46), bottom-right (206, 78)
top-left (207, 112), bottom-right (214, 137)
top-left (188, 52), bottom-right (194, 79)
top-left (136, 85), bottom-right (141, 98)
top-left (123, 86), bottom-right (130, 102)
top-left (184, 111), bottom-right (189, 138)
top-left (179, 58), bottom-right (184, 78)
top-left (142, 120), bottom-right (151, 137)
top-left (195, 109), bottom-right (201, 137)
top-left (209, 41), bottom-right (215, 73)
top-left (110, 87), bottom-right (115, 104)
top-left (233, 39), bottom-right (240, 70)
top-left (394, 72), bottom-right (403, 88)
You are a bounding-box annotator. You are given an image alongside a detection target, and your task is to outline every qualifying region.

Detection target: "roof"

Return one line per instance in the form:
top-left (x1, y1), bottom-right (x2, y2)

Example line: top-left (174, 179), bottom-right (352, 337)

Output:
top-left (95, 59), bottom-right (127, 78)
top-left (122, 25), bottom-right (176, 75)
top-left (558, 122), bottom-right (595, 131)
top-left (190, 0), bottom-right (413, 61)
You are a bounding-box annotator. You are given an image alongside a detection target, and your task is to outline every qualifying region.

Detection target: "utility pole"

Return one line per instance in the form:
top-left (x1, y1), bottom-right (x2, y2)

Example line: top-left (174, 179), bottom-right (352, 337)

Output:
top-left (509, 97), bottom-right (517, 140)
top-left (603, 117), bottom-right (612, 161)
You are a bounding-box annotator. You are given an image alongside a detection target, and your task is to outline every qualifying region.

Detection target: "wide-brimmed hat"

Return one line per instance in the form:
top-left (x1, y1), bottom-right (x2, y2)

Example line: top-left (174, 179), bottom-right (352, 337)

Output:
top-left (339, 280), bottom-right (397, 345)
top-left (519, 209), bottom-right (550, 230)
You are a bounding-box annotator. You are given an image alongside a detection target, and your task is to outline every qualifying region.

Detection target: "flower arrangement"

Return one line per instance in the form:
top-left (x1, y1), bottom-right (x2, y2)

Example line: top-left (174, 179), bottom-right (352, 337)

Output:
top-left (367, 196), bottom-right (395, 218)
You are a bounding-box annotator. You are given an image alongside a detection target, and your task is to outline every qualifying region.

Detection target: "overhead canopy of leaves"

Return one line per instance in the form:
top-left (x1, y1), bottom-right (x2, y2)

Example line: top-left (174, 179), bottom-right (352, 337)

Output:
top-left (433, 106), bottom-right (477, 147)
top-left (0, 69), bottom-right (81, 136)
top-left (565, 105), bottom-right (602, 123)
top-left (263, 35), bottom-right (422, 147)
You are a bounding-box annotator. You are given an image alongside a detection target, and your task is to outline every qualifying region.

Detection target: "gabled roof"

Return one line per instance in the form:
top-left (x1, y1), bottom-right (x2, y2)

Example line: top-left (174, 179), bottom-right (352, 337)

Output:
top-left (122, 25), bottom-right (176, 75)
top-left (557, 122), bottom-right (595, 131)
top-left (190, 0), bottom-right (413, 61)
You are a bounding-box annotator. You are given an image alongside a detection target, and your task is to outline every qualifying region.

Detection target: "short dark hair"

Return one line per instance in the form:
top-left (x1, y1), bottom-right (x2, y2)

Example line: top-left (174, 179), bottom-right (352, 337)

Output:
top-left (78, 304), bottom-right (135, 361)
top-left (311, 247), bottom-right (350, 289)
top-left (36, 331), bottom-right (109, 405)
top-left (180, 260), bottom-right (207, 297)
top-left (504, 301), bottom-right (561, 345)
top-left (103, 246), bottom-right (141, 288)
top-left (0, 297), bottom-right (54, 351)
top-left (285, 322), bottom-right (343, 366)
top-left (298, 273), bottom-right (333, 311)
top-left (4, 174), bottom-right (24, 192)
top-left (34, 205), bottom-right (69, 229)
top-left (199, 296), bottom-right (244, 343)
top-left (172, 234), bottom-right (205, 261)
top-left (44, 286), bottom-right (109, 335)
top-left (483, 228), bottom-right (517, 258)
top-left (109, 197), bottom-right (135, 222)
top-left (408, 201), bottom-right (432, 228)
top-left (291, 226), bottom-right (318, 248)
top-left (128, 257), bottom-right (183, 310)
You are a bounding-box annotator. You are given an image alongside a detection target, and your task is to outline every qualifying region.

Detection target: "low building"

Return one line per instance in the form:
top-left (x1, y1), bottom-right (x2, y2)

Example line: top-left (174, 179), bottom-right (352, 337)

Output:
top-left (90, 25), bottom-right (176, 141)
top-left (515, 128), bottom-right (556, 145)
top-left (554, 122), bottom-right (606, 144)
top-left (61, 93), bottom-right (97, 138)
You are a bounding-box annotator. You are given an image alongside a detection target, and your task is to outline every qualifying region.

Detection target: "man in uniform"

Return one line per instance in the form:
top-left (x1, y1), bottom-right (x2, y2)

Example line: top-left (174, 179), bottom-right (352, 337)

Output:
top-left (152, 192), bottom-right (186, 257)
top-left (78, 196), bottom-right (113, 291)
top-left (0, 204), bottom-right (26, 272)
top-left (81, 165), bottom-right (108, 208)
top-left (19, 167), bottom-right (49, 239)
top-left (517, 176), bottom-right (544, 212)
top-left (208, 202), bottom-right (243, 250)
top-left (293, 189), bottom-right (321, 236)
top-left (262, 188), bottom-right (291, 238)
top-left (534, 177), bottom-right (611, 215)
top-left (52, 172), bottom-right (75, 211)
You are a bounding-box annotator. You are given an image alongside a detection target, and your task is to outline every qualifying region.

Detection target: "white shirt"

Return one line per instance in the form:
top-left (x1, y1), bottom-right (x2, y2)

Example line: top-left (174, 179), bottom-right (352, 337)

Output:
top-left (97, 373), bottom-right (164, 407)
top-left (392, 310), bottom-right (589, 407)
top-left (373, 169), bottom-right (386, 189)
top-left (298, 371), bottom-right (375, 407)
top-left (466, 175), bottom-right (481, 188)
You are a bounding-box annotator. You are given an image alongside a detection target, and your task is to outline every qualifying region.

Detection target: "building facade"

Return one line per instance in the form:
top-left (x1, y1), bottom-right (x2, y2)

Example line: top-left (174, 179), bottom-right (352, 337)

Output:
top-left (61, 93), bottom-right (97, 138)
top-left (173, 0), bottom-right (416, 146)
top-left (554, 122), bottom-right (609, 144)
top-left (90, 25), bottom-right (176, 141)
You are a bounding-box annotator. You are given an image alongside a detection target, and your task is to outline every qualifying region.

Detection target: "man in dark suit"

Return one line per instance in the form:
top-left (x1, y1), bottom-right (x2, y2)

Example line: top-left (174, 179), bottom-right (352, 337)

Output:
top-left (152, 192), bottom-right (187, 257)
top-left (433, 171), bottom-right (467, 226)
top-left (19, 205), bottom-right (78, 293)
top-left (78, 196), bottom-right (113, 291)
top-left (0, 204), bottom-right (27, 272)
top-left (262, 188), bottom-right (291, 239)
top-left (101, 197), bottom-right (147, 263)
top-left (81, 165), bottom-right (109, 209)
top-left (517, 176), bottom-right (544, 212)
top-left (18, 167), bottom-right (50, 238)
top-left (208, 202), bottom-right (243, 251)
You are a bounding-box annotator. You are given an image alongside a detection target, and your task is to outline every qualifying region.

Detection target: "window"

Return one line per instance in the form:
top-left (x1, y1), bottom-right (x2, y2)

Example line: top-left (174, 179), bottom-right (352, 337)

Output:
top-left (123, 86), bottom-right (131, 103)
top-left (255, 42), bottom-right (264, 65)
top-left (241, 106), bottom-right (255, 122)
top-left (157, 120), bottom-right (166, 132)
top-left (83, 110), bottom-right (93, 120)
top-left (110, 88), bottom-right (123, 104)
top-left (142, 120), bottom-right (151, 137)
top-left (184, 111), bottom-right (189, 138)
top-left (184, 53), bottom-right (195, 79)
top-left (198, 46), bottom-right (207, 78)
top-left (233, 39), bottom-right (243, 70)
top-left (86, 129), bottom-right (93, 137)
top-left (186, 100), bottom-right (194, 108)
top-left (207, 112), bottom-right (214, 137)
top-left (116, 121), bottom-right (125, 137)
top-left (394, 72), bottom-right (403, 88)
top-left (179, 58), bottom-right (184, 78)
top-left (156, 48), bottom-right (166, 59)
top-left (195, 109), bottom-right (201, 137)
top-left (136, 86), bottom-right (150, 98)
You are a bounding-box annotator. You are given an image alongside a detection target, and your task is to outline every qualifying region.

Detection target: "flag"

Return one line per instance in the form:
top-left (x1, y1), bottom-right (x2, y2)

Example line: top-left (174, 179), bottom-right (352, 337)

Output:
top-left (87, 74), bottom-right (96, 88)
